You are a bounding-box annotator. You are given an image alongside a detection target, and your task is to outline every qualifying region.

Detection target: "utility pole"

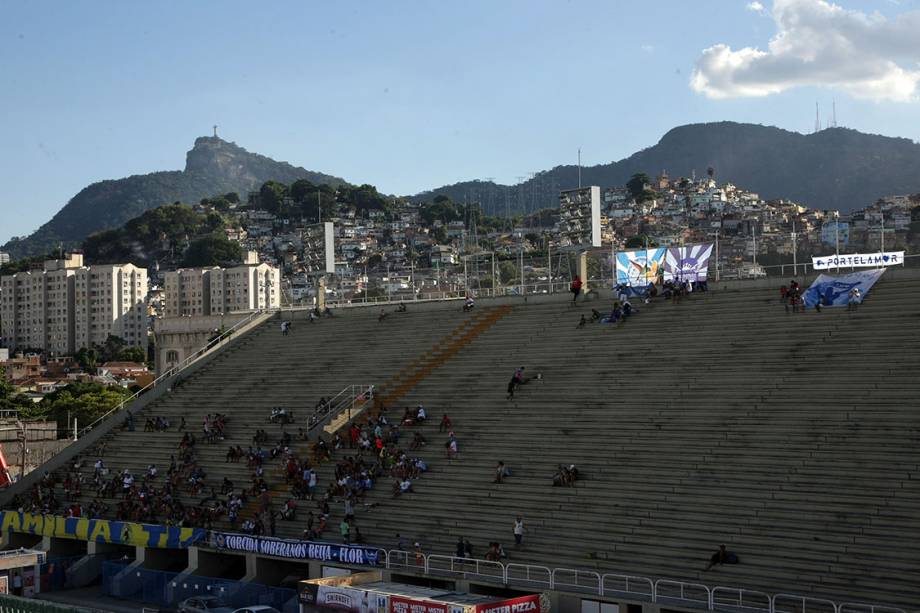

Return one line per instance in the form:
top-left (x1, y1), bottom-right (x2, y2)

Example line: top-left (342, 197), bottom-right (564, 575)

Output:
top-left (833, 211), bottom-right (840, 273)
top-left (752, 219), bottom-right (758, 268)
top-left (791, 219), bottom-right (798, 277)
top-left (519, 241), bottom-right (525, 296)
top-left (577, 148), bottom-right (582, 188)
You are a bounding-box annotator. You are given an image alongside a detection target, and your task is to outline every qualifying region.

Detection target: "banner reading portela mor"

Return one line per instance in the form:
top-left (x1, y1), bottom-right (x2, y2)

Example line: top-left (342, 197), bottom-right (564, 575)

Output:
top-left (812, 251), bottom-right (904, 270)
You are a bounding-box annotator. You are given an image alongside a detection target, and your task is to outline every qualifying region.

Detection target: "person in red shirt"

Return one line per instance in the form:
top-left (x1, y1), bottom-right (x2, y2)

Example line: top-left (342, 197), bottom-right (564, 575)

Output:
top-left (570, 275), bottom-right (582, 304)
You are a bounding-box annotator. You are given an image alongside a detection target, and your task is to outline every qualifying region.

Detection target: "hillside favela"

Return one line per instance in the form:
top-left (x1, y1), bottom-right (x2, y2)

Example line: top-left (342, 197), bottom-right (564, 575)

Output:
top-left (1, 2), bottom-right (919, 613)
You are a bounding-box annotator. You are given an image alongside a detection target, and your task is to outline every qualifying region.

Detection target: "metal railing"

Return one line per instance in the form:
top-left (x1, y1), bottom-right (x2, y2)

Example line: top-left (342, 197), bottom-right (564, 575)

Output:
top-left (713, 586), bottom-right (772, 612)
top-left (76, 309), bottom-right (271, 439)
top-left (192, 529), bottom-right (906, 613)
top-left (306, 383), bottom-right (375, 435)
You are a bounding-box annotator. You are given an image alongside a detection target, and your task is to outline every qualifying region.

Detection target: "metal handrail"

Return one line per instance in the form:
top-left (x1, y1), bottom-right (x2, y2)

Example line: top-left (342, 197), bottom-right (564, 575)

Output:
top-left (426, 554), bottom-right (505, 582)
top-left (173, 527), bottom-right (905, 613)
top-left (839, 605), bottom-right (908, 613)
top-left (773, 593), bottom-right (839, 613)
top-left (654, 579), bottom-right (712, 608)
top-left (306, 383), bottom-right (375, 435)
top-left (601, 573), bottom-right (654, 602)
top-left (712, 586), bottom-right (772, 612)
top-left (551, 567), bottom-right (602, 595)
top-left (505, 563), bottom-right (552, 589)
top-left (76, 309), bottom-right (268, 438)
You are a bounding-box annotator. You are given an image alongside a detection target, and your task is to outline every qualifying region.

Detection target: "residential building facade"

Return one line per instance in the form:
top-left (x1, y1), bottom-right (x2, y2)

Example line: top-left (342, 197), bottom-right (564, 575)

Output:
top-left (0, 254), bottom-right (147, 355)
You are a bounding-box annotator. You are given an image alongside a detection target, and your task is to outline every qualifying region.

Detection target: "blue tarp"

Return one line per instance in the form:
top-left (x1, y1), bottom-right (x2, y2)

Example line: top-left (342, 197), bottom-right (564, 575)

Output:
top-left (803, 268), bottom-right (885, 307)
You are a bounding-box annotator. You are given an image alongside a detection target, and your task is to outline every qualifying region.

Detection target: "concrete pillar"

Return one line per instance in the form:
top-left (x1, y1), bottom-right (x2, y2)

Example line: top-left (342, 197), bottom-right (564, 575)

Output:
top-left (242, 553), bottom-right (258, 582)
top-left (579, 252), bottom-right (590, 294)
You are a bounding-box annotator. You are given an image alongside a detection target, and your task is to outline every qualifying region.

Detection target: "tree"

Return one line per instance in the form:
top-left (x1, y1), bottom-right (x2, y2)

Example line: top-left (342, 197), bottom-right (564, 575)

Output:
top-left (625, 234), bottom-right (659, 249)
top-left (183, 234), bottom-right (243, 267)
top-left (75, 346), bottom-right (100, 373)
top-left (627, 173), bottom-right (652, 200)
top-left (119, 345), bottom-right (147, 363)
top-left (259, 181), bottom-right (289, 215)
top-left (498, 260), bottom-right (518, 285)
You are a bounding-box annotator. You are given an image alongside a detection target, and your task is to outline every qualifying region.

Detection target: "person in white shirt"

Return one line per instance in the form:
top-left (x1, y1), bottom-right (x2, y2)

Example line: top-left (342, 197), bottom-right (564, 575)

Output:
top-left (513, 516), bottom-right (525, 546)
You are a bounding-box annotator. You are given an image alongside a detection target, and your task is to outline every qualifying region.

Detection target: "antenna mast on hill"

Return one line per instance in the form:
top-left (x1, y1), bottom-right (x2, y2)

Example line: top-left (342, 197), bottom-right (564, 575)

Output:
top-left (213, 125), bottom-right (218, 138)
top-left (832, 100), bottom-right (837, 128)
top-left (814, 102), bottom-right (820, 133)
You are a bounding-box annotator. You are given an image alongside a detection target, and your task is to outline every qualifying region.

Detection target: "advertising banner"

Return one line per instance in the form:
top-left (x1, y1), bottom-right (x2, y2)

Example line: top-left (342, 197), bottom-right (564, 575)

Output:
top-left (475, 594), bottom-right (541, 613)
top-left (316, 585), bottom-right (377, 613)
top-left (811, 251), bottom-right (903, 270)
top-left (0, 512), bottom-right (204, 549)
top-left (803, 269), bottom-right (885, 308)
top-left (615, 247), bottom-right (666, 287)
top-left (390, 595), bottom-right (449, 613)
top-left (210, 532), bottom-right (381, 565)
top-left (664, 243), bottom-right (713, 282)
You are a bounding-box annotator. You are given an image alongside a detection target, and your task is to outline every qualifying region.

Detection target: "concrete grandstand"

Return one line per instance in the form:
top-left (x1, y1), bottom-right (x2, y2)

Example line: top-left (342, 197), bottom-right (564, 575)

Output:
top-left (2, 269), bottom-right (919, 612)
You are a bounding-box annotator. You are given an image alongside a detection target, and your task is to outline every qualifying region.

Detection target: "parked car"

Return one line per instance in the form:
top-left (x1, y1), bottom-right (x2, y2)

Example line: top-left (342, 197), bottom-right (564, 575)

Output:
top-left (178, 596), bottom-right (234, 613)
top-left (231, 607), bottom-right (280, 613)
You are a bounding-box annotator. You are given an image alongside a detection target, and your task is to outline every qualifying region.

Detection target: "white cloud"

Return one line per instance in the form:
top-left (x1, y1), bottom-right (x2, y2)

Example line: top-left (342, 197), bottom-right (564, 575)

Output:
top-left (746, 1), bottom-right (766, 13)
top-left (641, 44), bottom-right (655, 53)
top-left (691, 0), bottom-right (920, 101)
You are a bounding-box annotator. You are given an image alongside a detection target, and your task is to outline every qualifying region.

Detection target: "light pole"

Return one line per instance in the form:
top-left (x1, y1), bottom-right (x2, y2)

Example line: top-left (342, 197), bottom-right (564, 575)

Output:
top-left (752, 218), bottom-right (758, 271)
top-left (833, 211), bottom-right (840, 273)
top-left (791, 219), bottom-right (798, 277)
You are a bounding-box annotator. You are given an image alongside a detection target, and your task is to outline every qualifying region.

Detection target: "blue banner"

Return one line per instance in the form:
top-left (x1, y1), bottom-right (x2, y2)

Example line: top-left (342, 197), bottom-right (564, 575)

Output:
top-left (616, 247), bottom-right (666, 287)
top-left (803, 269), bottom-right (885, 307)
top-left (209, 532), bottom-right (382, 565)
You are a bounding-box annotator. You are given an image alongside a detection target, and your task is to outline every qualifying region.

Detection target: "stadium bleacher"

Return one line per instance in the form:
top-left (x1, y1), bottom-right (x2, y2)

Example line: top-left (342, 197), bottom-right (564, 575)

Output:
top-left (13, 270), bottom-right (920, 609)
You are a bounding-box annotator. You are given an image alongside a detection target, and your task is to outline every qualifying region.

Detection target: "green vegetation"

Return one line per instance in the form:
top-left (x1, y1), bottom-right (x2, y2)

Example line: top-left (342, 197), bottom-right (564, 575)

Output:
top-left (183, 234), bottom-right (244, 267)
top-left (625, 234), bottom-right (659, 249)
top-left (0, 366), bottom-right (130, 430)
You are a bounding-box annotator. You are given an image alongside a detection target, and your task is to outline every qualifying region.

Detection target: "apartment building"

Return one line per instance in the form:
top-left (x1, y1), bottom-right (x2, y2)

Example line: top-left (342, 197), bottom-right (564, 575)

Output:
top-left (163, 256), bottom-right (279, 317)
top-left (163, 267), bottom-right (219, 317)
top-left (74, 264), bottom-right (148, 348)
top-left (0, 254), bottom-right (147, 355)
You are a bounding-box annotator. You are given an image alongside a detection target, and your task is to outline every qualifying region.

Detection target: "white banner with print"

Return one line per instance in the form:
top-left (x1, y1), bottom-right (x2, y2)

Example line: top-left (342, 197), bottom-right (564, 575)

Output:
top-left (812, 251), bottom-right (904, 270)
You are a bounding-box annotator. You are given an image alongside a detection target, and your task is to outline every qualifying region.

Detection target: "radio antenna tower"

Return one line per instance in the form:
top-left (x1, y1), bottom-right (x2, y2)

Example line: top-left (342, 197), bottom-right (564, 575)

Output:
top-left (814, 102), bottom-right (820, 133)
top-left (832, 100), bottom-right (837, 128)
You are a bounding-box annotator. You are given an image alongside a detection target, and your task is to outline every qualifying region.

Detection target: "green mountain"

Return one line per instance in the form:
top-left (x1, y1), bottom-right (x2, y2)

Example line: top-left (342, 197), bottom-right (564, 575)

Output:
top-left (410, 122), bottom-right (920, 215)
top-left (3, 136), bottom-right (345, 258)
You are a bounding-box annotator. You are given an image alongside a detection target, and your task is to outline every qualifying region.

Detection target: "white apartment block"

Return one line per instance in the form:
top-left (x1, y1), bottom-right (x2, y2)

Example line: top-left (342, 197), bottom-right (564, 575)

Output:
top-left (74, 264), bottom-right (148, 349)
top-left (163, 261), bottom-right (279, 317)
top-left (0, 254), bottom-right (147, 355)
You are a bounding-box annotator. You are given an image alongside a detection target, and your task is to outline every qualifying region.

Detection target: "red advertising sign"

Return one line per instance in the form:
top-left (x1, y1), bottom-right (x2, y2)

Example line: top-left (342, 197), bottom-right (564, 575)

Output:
top-left (475, 594), bottom-right (541, 613)
top-left (389, 595), bottom-right (449, 613)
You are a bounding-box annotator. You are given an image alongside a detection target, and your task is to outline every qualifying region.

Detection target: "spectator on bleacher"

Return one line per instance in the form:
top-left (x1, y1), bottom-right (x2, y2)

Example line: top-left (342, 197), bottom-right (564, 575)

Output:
top-left (447, 435), bottom-right (459, 460)
top-left (485, 543), bottom-right (501, 561)
top-left (439, 413), bottom-right (453, 433)
top-left (577, 314), bottom-right (587, 328)
top-left (178, 416), bottom-right (186, 431)
top-left (493, 461), bottom-right (510, 484)
top-left (456, 536), bottom-right (466, 559)
top-left (463, 296), bottom-right (475, 312)
top-left (416, 405), bottom-right (427, 422)
top-left (464, 539), bottom-right (474, 558)
top-left (704, 544), bottom-right (739, 571)
top-left (340, 519), bottom-right (351, 543)
top-left (410, 432), bottom-right (427, 450)
top-left (378, 309), bottom-right (388, 322)
top-left (281, 498), bottom-right (297, 521)
top-left (622, 299), bottom-right (635, 318)
top-left (513, 516), bottom-right (525, 546)
top-left (570, 275), bottom-right (582, 304)
top-left (397, 302), bottom-right (408, 313)
top-left (848, 287), bottom-right (862, 310)
top-left (779, 285), bottom-right (789, 303)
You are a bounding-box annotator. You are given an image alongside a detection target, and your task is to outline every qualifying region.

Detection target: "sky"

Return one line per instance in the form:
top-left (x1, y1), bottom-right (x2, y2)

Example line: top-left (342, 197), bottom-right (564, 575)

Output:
top-left (2, 0), bottom-right (920, 245)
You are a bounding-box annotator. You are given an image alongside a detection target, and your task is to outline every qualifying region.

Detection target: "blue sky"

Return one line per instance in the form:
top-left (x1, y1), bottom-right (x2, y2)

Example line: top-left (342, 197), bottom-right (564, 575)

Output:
top-left (2, 0), bottom-right (920, 245)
